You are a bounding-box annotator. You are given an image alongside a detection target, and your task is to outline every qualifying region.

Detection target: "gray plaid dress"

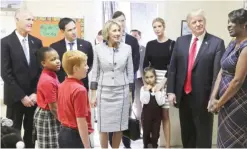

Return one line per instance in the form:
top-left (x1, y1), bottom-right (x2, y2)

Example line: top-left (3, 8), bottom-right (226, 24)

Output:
top-left (217, 40), bottom-right (247, 148)
top-left (33, 107), bottom-right (60, 148)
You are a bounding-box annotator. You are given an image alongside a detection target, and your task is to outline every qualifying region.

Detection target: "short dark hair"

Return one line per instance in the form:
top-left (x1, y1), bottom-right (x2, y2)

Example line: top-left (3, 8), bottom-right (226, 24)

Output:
top-left (112, 11), bottom-right (125, 19)
top-left (98, 30), bottom-right (102, 36)
top-left (58, 17), bottom-right (76, 31)
top-left (130, 29), bottom-right (141, 36)
top-left (143, 67), bottom-right (156, 78)
top-left (228, 8), bottom-right (247, 28)
top-left (1, 126), bottom-right (23, 148)
top-left (36, 47), bottom-right (55, 64)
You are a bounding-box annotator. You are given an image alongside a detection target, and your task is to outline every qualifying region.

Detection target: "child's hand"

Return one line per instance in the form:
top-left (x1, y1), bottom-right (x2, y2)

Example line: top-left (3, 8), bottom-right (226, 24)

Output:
top-left (144, 85), bottom-right (152, 91)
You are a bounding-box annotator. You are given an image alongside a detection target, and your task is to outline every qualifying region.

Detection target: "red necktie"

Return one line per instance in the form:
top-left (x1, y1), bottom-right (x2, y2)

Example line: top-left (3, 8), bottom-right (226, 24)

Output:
top-left (184, 37), bottom-right (198, 94)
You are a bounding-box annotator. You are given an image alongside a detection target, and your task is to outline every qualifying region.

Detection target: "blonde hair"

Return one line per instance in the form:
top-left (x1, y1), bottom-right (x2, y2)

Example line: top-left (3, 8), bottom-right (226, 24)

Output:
top-left (62, 50), bottom-right (87, 75)
top-left (102, 20), bottom-right (121, 41)
top-left (152, 17), bottom-right (165, 28)
top-left (186, 9), bottom-right (206, 24)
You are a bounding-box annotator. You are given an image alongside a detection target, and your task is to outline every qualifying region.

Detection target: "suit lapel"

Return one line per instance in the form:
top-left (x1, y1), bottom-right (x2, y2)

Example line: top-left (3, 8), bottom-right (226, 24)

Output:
top-left (59, 39), bottom-right (67, 55)
top-left (28, 36), bottom-right (36, 68)
top-left (11, 31), bottom-right (29, 67)
top-left (184, 35), bottom-right (192, 69)
top-left (193, 33), bottom-right (209, 69)
top-left (77, 38), bottom-right (84, 51)
top-left (125, 34), bottom-right (130, 44)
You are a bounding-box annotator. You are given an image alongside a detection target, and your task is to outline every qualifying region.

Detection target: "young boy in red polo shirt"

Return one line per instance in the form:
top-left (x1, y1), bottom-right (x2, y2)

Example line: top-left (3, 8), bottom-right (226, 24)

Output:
top-left (57, 50), bottom-right (93, 148)
top-left (33, 47), bottom-right (61, 148)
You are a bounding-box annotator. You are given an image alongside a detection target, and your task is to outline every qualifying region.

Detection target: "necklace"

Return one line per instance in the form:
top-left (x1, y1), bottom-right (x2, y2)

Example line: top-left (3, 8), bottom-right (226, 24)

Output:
top-left (157, 37), bottom-right (168, 43)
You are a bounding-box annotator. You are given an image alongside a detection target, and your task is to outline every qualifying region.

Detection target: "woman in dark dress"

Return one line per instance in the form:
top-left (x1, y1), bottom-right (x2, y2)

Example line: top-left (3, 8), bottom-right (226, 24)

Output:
top-left (209, 8), bottom-right (247, 148)
top-left (143, 17), bottom-right (175, 148)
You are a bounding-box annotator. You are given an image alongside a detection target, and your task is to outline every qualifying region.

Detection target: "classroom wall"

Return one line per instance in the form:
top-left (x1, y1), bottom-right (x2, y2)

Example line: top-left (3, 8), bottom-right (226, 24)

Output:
top-left (159, 0), bottom-right (243, 44)
top-left (24, 0), bottom-right (102, 44)
top-left (2, 0), bottom-right (242, 45)
top-left (0, 0), bottom-right (244, 147)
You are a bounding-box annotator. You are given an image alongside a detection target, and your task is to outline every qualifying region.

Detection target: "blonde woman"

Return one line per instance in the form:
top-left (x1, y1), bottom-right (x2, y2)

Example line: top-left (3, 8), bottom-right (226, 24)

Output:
top-left (143, 17), bottom-right (175, 148)
top-left (90, 20), bottom-right (133, 148)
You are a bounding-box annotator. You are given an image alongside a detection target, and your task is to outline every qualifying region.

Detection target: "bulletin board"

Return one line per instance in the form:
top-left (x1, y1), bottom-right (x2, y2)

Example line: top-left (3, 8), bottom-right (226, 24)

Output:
top-left (30, 17), bottom-right (84, 46)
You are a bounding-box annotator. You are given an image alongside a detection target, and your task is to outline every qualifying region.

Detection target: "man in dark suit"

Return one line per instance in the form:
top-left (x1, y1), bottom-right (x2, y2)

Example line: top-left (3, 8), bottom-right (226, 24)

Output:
top-left (108, 11), bottom-right (140, 148)
top-left (50, 17), bottom-right (93, 90)
top-left (112, 12), bottom-right (140, 74)
top-left (1, 9), bottom-right (43, 148)
top-left (167, 9), bottom-right (225, 148)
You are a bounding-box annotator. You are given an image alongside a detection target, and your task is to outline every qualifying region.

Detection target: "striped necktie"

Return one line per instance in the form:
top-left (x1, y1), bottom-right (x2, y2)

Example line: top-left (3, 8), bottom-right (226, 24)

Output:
top-left (22, 38), bottom-right (30, 65)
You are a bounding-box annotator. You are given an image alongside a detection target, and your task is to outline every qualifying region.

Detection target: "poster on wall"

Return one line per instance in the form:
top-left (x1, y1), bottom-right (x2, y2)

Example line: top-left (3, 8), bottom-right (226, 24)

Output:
top-left (244, 0), bottom-right (247, 9)
top-left (1, 0), bottom-right (23, 11)
top-left (30, 17), bottom-right (84, 46)
top-left (181, 20), bottom-right (192, 36)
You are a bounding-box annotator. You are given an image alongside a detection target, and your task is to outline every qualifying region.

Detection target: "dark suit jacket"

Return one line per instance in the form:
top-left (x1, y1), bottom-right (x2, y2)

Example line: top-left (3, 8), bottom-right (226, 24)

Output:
top-left (125, 34), bottom-right (140, 73)
top-left (139, 45), bottom-right (146, 78)
top-left (167, 33), bottom-right (225, 108)
top-left (50, 38), bottom-right (93, 90)
top-left (1, 31), bottom-right (43, 106)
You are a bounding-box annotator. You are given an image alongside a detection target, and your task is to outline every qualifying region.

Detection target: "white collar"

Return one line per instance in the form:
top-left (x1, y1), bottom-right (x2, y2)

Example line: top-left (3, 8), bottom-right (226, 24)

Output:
top-left (15, 30), bottom-right (28, 41)
top-left (192, 31), bottom-right (206, 41)
top-left (65, 38), bottom-right (77, 45)
top-left (122, 32), bottom-right (126, 36)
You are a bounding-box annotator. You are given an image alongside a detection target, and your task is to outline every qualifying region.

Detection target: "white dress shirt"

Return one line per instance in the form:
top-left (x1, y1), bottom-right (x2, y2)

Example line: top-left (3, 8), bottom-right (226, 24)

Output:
top-left (121, 32), bottom-right (126, 43)
top-left (189, 31), bottom-right (206, 58)
top-left (65, 38), bottom-right (77, 51)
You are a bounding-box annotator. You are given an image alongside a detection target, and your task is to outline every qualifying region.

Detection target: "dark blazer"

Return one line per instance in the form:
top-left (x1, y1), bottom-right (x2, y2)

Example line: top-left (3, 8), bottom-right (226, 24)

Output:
top-left (1, 31), bottom-right (43, 106)
top-left (125, 34), bottom-right (140, 73)
top-left (139, 45), bottom-right (146, 77)
top-left (50, 38), bottom-right (93, 90)
top-left (167, 33), bottom-right (225, 108)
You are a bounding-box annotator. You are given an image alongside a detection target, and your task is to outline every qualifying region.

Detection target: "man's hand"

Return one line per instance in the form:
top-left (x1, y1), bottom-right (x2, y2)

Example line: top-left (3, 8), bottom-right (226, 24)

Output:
top-left (168, 93), bottom-right (176, 106)
top-left (21, 96), bottom-right (35, 107)
top-left (29, 93), bottom-right (37, 105)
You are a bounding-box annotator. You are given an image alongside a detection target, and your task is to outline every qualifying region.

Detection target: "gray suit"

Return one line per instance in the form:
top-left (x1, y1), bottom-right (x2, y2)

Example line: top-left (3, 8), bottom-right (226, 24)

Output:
top-left (90, 42), bottom-right (134, 132)
top-left (90, 42), bottom-right (134, 88)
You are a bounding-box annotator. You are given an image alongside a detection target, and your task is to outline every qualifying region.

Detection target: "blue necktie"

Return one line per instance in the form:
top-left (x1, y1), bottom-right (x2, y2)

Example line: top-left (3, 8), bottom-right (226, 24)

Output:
top-left (68, 42), bottom-right (74, 50)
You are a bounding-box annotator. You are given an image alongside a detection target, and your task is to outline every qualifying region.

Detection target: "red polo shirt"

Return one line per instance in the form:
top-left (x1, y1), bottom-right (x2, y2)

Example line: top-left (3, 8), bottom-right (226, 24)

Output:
top-left (37, 69), bottom-right (60, 110)
top-left (57, 78), bottom-right (93, 133)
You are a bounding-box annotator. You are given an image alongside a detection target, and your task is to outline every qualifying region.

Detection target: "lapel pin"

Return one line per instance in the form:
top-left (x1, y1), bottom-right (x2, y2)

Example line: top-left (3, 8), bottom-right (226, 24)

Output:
top-left (205, 41), bottom-right (208, 45)
top-left (31, 40), bottom-right (34, 44)
top-left (80, 44), bottom-right (82, 47)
